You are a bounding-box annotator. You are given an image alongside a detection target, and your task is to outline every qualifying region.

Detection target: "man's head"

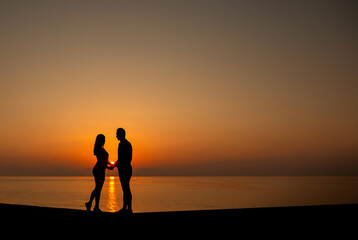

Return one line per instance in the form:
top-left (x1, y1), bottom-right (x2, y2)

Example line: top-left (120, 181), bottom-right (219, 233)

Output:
top-left (116, 128), bottom-right (126, 141)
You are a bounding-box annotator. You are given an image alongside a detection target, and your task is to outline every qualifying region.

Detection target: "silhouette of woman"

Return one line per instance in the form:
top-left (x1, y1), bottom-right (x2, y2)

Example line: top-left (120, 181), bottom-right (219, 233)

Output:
top-left (85, 134), bottom-right (109, 212)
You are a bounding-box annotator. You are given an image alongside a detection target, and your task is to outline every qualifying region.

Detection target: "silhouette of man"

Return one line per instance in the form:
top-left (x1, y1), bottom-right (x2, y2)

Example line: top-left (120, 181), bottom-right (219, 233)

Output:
top-left (110, 128), bottom-right (133, 214)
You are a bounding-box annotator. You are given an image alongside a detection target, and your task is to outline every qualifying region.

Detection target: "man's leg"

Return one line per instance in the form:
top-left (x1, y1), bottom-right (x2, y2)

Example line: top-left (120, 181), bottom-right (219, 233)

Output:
top-left (120, 174), bottom-right (132, 211)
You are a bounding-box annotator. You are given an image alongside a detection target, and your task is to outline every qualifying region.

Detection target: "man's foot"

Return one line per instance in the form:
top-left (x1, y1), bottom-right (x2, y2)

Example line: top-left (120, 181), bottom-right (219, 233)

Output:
top-left (115, 208), bottom-right (127, 215)
top-left (115, 208), bottom-right (133, 215)
top-left (85, 202), bottom-right (91, 211)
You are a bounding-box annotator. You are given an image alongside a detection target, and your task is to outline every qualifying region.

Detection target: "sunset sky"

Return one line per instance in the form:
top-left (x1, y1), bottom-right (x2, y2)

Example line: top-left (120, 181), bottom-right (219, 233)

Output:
top-left (0, 0), bottom-right (357, 175)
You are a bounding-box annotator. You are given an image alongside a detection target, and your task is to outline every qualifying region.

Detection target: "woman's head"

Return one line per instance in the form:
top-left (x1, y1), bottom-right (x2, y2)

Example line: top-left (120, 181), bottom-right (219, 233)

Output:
top-left (94, 134), bottom-right (105, 156)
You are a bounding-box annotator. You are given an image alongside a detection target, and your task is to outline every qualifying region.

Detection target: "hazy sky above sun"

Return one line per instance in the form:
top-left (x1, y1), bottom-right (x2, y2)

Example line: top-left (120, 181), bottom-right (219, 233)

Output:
top-left (0, 0), bottom-right (357, 175)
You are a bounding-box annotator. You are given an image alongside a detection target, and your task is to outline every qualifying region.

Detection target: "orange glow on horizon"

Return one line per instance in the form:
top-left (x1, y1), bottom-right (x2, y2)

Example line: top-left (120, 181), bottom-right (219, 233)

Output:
top-left (0, 1), bottom-right (357, 175)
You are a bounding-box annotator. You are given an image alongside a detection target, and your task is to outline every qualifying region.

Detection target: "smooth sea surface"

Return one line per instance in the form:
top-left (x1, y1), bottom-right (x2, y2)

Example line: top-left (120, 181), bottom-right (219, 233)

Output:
top-left (1, 176), bottom-right (357, 212)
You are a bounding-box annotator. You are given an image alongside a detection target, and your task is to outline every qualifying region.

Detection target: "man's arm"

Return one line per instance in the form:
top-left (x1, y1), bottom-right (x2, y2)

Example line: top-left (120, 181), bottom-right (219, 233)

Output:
top-left (114, 160), bottom-right (119, 168)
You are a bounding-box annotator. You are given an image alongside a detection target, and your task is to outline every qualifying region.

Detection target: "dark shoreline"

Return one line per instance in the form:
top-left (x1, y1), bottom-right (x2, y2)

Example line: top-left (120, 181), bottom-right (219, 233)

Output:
top-left (1, 202), bottom-right (357, 218)
top-left (2, 203), bottom-right (356, 236)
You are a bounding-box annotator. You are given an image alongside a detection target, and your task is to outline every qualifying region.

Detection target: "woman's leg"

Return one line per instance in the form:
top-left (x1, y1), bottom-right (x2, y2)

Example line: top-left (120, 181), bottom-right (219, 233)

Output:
top-left (89, 188), bottom-right (96, 205)
top-left (93, 174), bottom-right (105, 210)
top-left (87, 174), bottom-right (98, 209)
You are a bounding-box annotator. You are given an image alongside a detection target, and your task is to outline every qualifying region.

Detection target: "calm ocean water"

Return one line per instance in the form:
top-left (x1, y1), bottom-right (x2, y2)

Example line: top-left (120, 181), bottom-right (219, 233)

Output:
top-left (0, 176), bottom-right (357, 212)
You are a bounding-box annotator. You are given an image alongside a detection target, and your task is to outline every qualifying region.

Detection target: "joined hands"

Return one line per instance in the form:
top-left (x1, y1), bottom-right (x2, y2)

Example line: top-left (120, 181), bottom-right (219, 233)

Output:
top-left (107, 162), bottom-right (116, 170)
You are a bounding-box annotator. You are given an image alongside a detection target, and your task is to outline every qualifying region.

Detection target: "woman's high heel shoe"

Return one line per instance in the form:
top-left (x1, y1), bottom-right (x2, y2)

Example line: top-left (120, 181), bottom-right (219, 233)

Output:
top-left (85, 202), bottom-right (91, 211)
top-left (93, 207), bottom-right (102, 213)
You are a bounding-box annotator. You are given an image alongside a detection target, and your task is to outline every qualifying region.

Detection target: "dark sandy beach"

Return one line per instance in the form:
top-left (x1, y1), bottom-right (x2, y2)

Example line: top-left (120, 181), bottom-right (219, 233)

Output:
top-left (1, 203), bottom-right (356, 232)
top-left (0, 204), bottom-right (358, 239)
top-left (1, 203), bottom-right (356, 238)
top-left (1, 202), bottom-right (356, 217)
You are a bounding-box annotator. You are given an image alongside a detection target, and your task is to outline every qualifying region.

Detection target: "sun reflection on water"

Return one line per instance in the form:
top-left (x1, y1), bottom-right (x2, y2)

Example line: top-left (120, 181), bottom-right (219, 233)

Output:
top-left (107, 176), bottom-right (119, 212)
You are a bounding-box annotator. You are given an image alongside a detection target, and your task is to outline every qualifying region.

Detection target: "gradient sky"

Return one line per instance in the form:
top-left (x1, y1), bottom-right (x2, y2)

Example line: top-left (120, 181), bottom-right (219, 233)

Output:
top-left (0, 0), bottom-right (357, 175)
